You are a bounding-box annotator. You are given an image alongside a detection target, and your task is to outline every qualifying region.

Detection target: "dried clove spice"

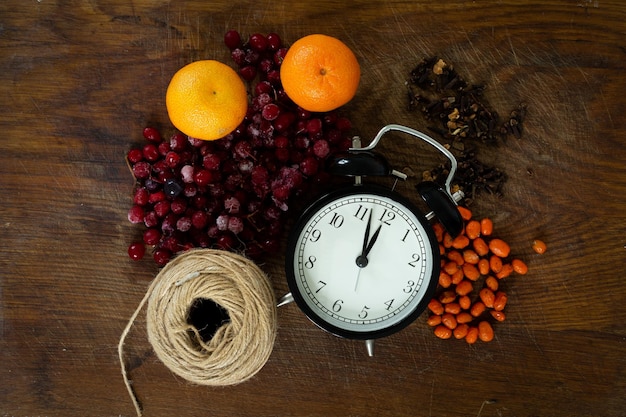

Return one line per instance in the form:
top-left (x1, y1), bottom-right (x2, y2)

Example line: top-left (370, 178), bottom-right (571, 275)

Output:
top-left (407, 57), bottom-right (525, 202)
top-left (425, 146), bottom-right (507, 205)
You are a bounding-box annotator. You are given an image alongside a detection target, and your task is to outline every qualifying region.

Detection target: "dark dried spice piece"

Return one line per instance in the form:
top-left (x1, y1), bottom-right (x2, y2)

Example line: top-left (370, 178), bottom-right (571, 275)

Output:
top-left (407, 57), bottom-right (525, 203)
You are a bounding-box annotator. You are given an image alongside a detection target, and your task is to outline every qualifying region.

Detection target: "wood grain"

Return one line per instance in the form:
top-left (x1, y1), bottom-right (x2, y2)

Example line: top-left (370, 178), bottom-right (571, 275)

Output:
top-left (1, 1), bottom-right (625, 416)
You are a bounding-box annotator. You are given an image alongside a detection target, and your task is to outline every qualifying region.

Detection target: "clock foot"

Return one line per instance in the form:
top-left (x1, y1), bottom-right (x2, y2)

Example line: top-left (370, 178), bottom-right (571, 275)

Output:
top-left (277, 292), bottom-right (294, 307)
top-left (365, 339), bottom-right (375, 357)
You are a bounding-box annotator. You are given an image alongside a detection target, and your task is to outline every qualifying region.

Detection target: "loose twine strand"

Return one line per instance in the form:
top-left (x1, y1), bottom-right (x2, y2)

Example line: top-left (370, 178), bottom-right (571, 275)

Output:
top-left (118, 249), bottom-right (277, 417)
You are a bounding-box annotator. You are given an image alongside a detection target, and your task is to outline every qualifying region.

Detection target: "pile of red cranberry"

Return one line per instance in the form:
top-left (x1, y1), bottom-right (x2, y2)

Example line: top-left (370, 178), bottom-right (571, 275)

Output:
top-left (126, 30), bottom-right (354, 266)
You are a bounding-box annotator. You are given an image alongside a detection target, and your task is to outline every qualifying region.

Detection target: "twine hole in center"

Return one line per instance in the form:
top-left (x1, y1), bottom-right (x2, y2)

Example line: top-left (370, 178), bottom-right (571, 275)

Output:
top-left (187, 298), bottom-right (230, 344)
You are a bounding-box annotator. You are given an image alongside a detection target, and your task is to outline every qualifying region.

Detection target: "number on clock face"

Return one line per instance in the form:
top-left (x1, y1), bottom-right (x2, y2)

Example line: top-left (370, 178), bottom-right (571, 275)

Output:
top-left (291, 191), bottom-right (436, 336)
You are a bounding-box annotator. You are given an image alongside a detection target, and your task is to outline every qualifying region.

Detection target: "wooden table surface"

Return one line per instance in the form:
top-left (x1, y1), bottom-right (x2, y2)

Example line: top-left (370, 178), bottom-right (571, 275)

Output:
top-left (2, 1), bottom-right (626, 416)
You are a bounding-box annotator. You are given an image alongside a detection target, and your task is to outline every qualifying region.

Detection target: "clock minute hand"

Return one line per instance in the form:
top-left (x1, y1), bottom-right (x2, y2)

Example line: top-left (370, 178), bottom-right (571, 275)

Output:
top-left (360, 211), bottom-right (372, 256)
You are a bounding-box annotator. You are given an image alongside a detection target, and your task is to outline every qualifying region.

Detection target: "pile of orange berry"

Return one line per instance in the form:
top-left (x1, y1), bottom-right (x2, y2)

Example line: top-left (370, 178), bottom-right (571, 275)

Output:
top-left (427, 206), bottom-right (529, 343)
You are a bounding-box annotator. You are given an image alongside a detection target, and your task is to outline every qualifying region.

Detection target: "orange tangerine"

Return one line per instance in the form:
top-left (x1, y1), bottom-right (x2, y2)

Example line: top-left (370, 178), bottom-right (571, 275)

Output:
top-left (280, 34), bottom-right (360, 112)
top-left (166, 60), bottom-right (247, 141)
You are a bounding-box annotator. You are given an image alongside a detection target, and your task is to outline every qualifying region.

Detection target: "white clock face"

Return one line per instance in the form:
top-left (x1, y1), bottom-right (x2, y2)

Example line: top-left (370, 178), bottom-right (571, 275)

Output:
top-left (287, 186), bottom-right (438, 338)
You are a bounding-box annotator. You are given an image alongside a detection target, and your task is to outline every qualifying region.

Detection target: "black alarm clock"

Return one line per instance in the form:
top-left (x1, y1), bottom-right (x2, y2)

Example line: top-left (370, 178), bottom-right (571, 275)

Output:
top-left (280, 124), bottom-right (463, 356)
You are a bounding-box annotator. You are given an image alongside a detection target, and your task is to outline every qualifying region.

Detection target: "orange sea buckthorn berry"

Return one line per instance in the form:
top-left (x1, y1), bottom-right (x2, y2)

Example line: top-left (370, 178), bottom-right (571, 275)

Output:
top-left (485, 276), bottom-right (499, 292)
top-left (478, 258), bottom-right (490, 275)
top-left (439, 271), bottom-right (452, 288)
top-left (444, 261), bottom-right (460, 275)
top-left (452, 235), bottom-right (470, 249)
top-left (496, 263), bottom-right (514, 279)
top-left (441, 313), bottom-right (458, 329)
top-left (451, 268), bottom-right (465, 284)
top-left (457, 206), bottom-right (472, 221)
top-left (443, 233), bottom-right (454, 248)
top-left (456, 311), bottom-right (473, 324)
top-left (439, 290), bottom-right (457, 304)
top-left (465, 326), bottom-right (479, 344)
top-left (489, 255), bottom-right (503, 273)
top-left (434, 325), bottom-right (453, 339)
top-left (445, 302), bottom-right (462, 315)
top-left (470, 301), bottom-right (486, 317)
top-left (479, 288), bottom-right (496, 308)
top-left (494, 291), bottom-right (508, 311)
top-left (455, 279), bottom-right (474, 296)
top-left (532, 239), bottom-right (547, 254)
top-left (463, 249), bottom-right (480, 264)
top-left (490, 310), bottom-right (506, 322)
top-left (458, 296), bottom-right (472, 310)
top-left (480, 218), bottom-right (493, 236)
top-left (427, 315), bottom-right (442, 327)
top-left (428, 298), bottom-right (444, 315)
top-left (489, 238), bottom-right (511, 258)
top-left (465, 220), bottom-right (481, 240)
top-left (447, 250), bottom-right (464, 266)
top-left (473, 237), bottom-right (489, 257)
top-left (463, 263), bottom-right (481, 281)
top-left (478, 321), bottom-right (494, 342)
top-left (512, 259), bottom-right (528, 275)
top-left (432, 223), bottom-right (444, 243)
top-left (453, 323), bottom-right (470, 339)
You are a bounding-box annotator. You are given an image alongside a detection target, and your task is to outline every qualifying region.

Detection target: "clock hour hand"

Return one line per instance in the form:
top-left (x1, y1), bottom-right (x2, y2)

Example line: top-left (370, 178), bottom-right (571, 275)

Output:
top-left (364, 224), bottom-right (382, 258)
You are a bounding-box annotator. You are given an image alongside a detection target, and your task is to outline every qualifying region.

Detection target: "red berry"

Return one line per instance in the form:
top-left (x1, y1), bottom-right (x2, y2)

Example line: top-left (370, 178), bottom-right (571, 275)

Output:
top-left (165, 151), bottom-right (181, 168)
top-left (336, 117), bottom-right (352, 132)
top-left (224, 196), bottom-right (241, 213)
top-left (193, 168), bottom-right (213, 186)
top-left (128, 242), bottom-right (146, 261)
top-left (248, 33), bottom-right (268, 52)
top-left (143, 127), bottom-right (161, 143)
top-left (191, 211), bottom-right (209, 229)
top-left (216, 234), bottom-right (235, 250)
top-left (262, 103), bottom-right (280, 121)
top-left (231, 48), bottom-right (246, 66)
top-left (153, 248), bottom-right (171, 266)
top-left (202, 154), bottom-right (221, 170)
top-left (274, 48), bottom-right (288, 66)
top-left (158, 141), bottom-right (171, 156)
top-left (266, 33), bottom-right (282, 51)
top-left (170, 133), bottom-right (188, 152)
top-left (154, 200), bottom-right (170, 218)
top-left (227, 216), bottom-right (244, 234)
top-left (306, 118), bottom-right (323, 136)
top-left (128, 205), bottom-right (145, 224)
top-left (273, 112), bottom-right (294, 133)
top-left (127, 148), bottom-right (143, 164)
top-left (254, 81), bottom-right (273, 96)
top-left (143, 228), bottom-right (162, 245)
top-left (313, 139), bottom-right (330, 159)
top-left (176, 216), bottom-right (192, 232)
top-left (131, 161), bottom-right (151, 179)
top-left (300, 156), bottom-right (319, 176)
top-left (275, 135), bottom-right (289, 149)
top-left (239, 65), bottom-right (257, 81)
top-left (142, 144), bottom-right (160, 162)
top-left (216, 214), bottom-right (230, 231)
top-left (170, 198), bottom-right (187, 215)
top-left (133, 188), bottom-right (149, 206)
top-left (143, 211), bottom-right (158, 228)
top-left (224, 30), bottom-right (242, 50)
top-left (148, 190), bottom-right (166, 204)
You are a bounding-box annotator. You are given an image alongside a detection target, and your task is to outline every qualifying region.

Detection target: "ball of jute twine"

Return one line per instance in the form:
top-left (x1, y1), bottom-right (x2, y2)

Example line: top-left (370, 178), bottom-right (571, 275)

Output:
top-left (118, 249), bottom-right (277, 417)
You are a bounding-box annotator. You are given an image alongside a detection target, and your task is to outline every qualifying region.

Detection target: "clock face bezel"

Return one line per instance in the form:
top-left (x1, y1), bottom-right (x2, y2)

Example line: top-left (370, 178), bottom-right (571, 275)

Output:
top-left (284, 183), bottom-right (440, 340)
